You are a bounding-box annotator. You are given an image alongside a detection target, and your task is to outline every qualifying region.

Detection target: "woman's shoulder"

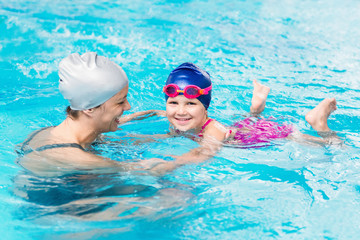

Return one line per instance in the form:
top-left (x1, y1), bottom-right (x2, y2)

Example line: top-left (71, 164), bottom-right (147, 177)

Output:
top-left (19, 127), bottom-right (54, 150)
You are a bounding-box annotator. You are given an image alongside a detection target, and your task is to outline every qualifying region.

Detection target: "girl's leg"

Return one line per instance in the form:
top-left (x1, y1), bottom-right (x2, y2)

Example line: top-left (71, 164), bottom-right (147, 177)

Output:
top-left (229, 80), bottom-right (269, 140)
top-left (305, 98), bottom-right (337, 132)
top-left (291, 98), bottom-right (340, 145)
top-left (250, 80), bottom-right (270, 115)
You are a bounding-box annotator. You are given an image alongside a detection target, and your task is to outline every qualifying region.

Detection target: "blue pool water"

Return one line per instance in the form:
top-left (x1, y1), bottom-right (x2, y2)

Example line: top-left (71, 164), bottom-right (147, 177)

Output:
top-left (1, 0), bottom-right (360, 239)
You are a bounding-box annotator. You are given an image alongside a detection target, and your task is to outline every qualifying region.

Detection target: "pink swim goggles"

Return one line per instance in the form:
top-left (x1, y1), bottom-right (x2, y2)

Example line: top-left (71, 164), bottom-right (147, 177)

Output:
top-left (163, 84), bottom-right (212, 99)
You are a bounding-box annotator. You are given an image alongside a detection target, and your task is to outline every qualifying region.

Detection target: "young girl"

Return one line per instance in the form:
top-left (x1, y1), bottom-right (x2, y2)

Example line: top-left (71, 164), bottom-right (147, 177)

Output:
top-left (119, 62), bottom-right (340, 164)
top-left (123, 63), bottom-right (337, 138)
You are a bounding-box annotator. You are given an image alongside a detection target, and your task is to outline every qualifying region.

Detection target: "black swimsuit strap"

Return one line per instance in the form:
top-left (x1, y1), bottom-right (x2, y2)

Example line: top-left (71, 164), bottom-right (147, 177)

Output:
top-left (20, 127), bottom-right (53, 152)
top-left (19, 127), bottom-right (85, 155)
top-left (22, 143), bottom-right (85, 155)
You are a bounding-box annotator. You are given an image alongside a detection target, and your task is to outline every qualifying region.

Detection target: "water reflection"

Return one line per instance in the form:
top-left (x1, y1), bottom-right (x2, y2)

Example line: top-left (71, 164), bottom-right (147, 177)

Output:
top-left (12, 170), bottom-right (193, 221)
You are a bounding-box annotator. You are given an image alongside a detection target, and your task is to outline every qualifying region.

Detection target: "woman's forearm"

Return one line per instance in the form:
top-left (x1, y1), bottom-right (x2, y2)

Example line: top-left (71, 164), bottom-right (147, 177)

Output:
top-left (118, 110), bottom-right (166, 124)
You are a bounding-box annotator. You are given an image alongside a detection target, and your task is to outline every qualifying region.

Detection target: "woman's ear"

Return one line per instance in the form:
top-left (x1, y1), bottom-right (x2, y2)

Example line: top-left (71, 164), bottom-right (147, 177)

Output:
top-left (82, 108), bottom-right (95, 117)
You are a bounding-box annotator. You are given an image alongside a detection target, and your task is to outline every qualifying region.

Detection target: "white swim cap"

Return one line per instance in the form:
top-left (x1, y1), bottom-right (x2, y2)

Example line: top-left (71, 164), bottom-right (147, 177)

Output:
top-left (59, 52), bottom-right (128, 110)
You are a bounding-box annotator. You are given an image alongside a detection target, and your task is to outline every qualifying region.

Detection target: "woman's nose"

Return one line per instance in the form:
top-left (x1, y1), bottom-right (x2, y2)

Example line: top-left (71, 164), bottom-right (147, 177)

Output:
top-left (125, 99), bottom-right (131, 111)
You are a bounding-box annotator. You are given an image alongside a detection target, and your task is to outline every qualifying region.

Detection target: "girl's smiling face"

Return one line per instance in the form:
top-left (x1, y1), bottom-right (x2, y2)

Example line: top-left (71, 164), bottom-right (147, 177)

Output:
top-left (166, 95), bottom-right (208, 132)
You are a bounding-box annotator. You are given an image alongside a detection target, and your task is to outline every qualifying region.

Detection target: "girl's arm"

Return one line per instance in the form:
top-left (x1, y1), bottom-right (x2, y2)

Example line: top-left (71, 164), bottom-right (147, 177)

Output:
top-left (146, 122), bottom-right (228, 174)
top-left (176, 121), bottom-right (228, 162)
top-left (146, 139), bottom-right (222, 175)
top-left (118, 110), bottom-right (166, 124)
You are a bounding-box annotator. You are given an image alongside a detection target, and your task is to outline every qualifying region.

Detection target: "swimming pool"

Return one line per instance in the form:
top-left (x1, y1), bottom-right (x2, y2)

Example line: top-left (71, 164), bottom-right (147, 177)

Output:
top-left (1, 0), bottom-right (360, 239)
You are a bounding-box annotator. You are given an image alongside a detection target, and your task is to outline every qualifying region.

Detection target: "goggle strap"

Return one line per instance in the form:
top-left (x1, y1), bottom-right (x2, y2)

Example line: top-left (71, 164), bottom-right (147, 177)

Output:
top-left (201, 84), bottom-right (212, 95)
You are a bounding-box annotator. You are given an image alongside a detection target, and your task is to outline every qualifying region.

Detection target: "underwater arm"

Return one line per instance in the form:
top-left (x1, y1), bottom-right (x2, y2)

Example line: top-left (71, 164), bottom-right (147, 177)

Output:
top-left (18, 142), bottom-right (216, 177)
top-left (116, 122), bottom-right (228, 175)
top-left (18, 149), bottom-right (137, 177)
top-left (142, 143), bottom-right (221, 175)
top-left (142, 134), bottom-right (224, 175)
top-left (158, 122), bottom-right (227, 169)
top-left (176, 140), bottom-right (222, 163)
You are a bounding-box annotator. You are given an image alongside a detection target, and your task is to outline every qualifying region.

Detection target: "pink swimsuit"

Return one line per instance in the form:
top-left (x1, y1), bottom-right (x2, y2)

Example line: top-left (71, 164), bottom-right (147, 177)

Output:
top-left (232, 117), bottom-right (293, 144)
top-left (198, 119), bottom-right (215, 137)
top-left (186, 117), bottom-right (292, 146)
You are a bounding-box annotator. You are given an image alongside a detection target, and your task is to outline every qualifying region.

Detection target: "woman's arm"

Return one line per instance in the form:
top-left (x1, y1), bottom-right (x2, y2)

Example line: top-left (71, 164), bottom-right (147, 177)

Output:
top-left (118, 110), bottom-right (166, 124)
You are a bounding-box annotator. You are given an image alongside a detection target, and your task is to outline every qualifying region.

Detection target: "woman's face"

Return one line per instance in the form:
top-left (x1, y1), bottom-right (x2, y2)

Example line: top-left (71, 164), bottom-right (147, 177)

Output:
top-left (93, 85), bottom-right (131, 133)
top-left (166, 95), bottom-right (207, 132)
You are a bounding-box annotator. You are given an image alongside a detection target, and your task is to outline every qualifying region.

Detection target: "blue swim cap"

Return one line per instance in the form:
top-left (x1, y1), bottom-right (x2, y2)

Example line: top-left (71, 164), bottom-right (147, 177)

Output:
top-left (165, 62), bottom-right (212, 109)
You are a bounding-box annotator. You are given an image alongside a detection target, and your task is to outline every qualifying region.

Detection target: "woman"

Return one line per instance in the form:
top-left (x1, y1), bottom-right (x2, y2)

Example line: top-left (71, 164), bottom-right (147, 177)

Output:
top-left (18, 52), bottom-right (195, 177)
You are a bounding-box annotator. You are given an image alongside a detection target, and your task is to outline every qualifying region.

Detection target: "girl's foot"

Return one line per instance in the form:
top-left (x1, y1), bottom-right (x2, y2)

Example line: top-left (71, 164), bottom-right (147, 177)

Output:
top-left (250, 80), bottom-right (270, 114)
top-left (305, 98), bottom-right (337, 132)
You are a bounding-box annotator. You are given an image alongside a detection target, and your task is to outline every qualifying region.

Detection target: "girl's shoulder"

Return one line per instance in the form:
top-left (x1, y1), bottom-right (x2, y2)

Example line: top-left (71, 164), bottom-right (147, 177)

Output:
top-left (202, 119), bottom-right (229, 141)
top-left (206, 119), bottom-right (227, 132)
